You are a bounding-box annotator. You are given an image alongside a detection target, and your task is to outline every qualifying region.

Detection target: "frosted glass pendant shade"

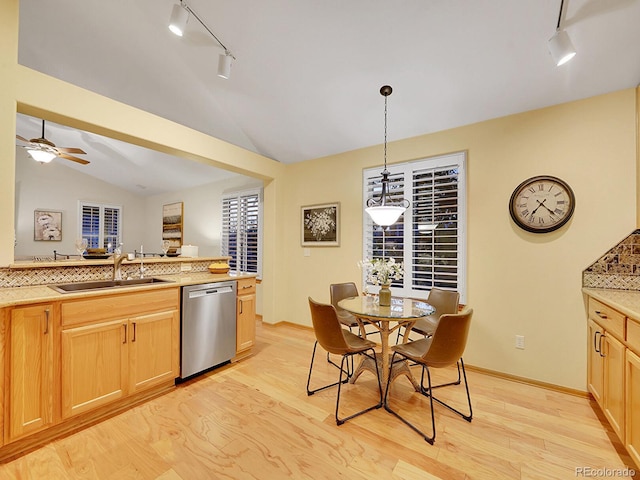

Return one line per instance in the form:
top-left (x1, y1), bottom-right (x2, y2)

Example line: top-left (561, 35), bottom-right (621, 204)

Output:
top-left (365, 205), bottom-right (406, 226)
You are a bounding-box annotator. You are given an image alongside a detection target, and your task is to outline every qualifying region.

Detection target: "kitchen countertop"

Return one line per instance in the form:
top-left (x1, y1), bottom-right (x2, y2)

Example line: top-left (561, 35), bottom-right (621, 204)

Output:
top-left (8, 256), bottom-right (230, 269)
top-left (583, 288), bottom-right (640, 321)
top-left (0, 271), bottom-right (257, 308)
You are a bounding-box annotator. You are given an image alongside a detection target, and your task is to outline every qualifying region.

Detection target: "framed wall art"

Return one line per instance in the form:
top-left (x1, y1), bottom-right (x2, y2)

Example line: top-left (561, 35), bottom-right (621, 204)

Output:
top-left (162, 202), bottom-right (183, 248)
top-left (34, 209), bottom-right (62, 241)
top-left (301, 202), bottom-right (340, 247)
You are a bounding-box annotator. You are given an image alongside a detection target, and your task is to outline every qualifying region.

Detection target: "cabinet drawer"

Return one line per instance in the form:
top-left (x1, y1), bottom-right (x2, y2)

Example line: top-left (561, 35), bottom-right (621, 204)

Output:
top-left (628, 319), bottom-right (640, 355)
top-left (62, 288), bottom-right (179, 327)
top-left (589, 298), bottom-right (625, 340)
top-left (237, 278), bottom-right (256, 295)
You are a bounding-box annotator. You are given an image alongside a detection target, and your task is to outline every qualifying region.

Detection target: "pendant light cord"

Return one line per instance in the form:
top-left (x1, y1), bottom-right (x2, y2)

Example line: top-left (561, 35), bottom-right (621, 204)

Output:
top-left (556, 0), bottom-right (565, 30)
top-left (383, 94), bottom-right (388, 172)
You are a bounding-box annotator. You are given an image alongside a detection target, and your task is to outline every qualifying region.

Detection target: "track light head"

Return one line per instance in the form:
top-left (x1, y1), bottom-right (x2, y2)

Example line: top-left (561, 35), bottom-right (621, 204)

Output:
top-left (169, 4), bottom-right (189, 36)
top-left (548, 29), bottom-right (576, 66)
top-left (218, 53), bottom-right (232, 79)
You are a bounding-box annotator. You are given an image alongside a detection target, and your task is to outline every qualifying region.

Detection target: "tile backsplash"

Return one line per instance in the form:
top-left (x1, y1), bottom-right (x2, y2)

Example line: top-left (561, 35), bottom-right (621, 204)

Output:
top-left (583, 229), bottom-right (640, 290)
top-left (0, 259), bottom-right (212, 288)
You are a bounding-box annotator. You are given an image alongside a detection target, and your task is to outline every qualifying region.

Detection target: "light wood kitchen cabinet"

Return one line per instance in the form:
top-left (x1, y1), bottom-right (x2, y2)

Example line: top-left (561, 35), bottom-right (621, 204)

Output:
top-left (625, 318), bottom-right (640, 467)
top-left (626, 348), bottom-right (640, 467)
top-left (587, 318), bottom-right (604, 404)
top-left (602, 332), bottom-right (625, 440)
top-left (236, 277), bottom-right (256, 357)
top-left (587, 314), bottom-right (625, 440)
top-left (585, 293), bottom-right (640, 469)
top-left (60, 288), bottom-right (179, 419)
top-left (5, 304), bottom-right (54, 442)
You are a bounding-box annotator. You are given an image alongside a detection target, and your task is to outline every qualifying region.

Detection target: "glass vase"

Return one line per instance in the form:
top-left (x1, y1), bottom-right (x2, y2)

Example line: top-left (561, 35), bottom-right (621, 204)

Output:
top-left (379, 283), bottom-right (391, 306)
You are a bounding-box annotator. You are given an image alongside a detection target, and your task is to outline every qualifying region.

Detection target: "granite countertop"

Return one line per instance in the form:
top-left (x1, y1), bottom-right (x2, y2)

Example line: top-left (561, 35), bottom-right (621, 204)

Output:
top-left (582, 288), bottom-right (640, 321)
top-left (0, 271), bottom-right (257, 308)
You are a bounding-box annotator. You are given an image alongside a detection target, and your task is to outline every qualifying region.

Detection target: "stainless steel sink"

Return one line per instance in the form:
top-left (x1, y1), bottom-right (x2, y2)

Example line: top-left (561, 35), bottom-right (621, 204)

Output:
top-left (50, 277), bottom-right (174, 293)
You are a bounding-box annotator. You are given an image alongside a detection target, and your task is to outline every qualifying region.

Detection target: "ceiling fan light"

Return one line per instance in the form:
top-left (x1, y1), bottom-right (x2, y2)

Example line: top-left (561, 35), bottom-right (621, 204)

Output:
top-left (365, 205), bottom-right (406, 227)
top-left (548, 29), bottom-right (576, 66)
top-left (169, 4), bottom-right (189, 36)
top-left (27, 149), bottom-right (56, 163)
top-left (217, 53), bottom-right (232, 79)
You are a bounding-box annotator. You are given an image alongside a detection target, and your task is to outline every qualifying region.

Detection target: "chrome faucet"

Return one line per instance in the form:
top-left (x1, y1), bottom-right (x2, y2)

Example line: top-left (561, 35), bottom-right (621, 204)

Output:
top-left (112, 253), bottom-right (127, 280)
top-left (113, 253), bottom-right (130, 280)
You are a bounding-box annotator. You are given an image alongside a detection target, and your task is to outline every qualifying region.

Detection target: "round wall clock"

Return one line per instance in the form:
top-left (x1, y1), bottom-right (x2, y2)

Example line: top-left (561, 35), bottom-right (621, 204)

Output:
top-left (509, 175), bottom-right (575, 233)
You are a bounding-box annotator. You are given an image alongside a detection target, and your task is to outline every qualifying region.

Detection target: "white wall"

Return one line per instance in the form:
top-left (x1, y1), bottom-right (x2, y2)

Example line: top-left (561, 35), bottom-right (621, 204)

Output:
top-left (142, 176), bottom-right (263, 257)
top-left (14, 147), bottom-right (146, 257)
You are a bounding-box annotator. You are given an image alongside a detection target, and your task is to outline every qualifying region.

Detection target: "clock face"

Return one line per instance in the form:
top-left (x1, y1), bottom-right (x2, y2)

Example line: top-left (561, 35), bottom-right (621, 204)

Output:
top-left (509, 175), bottom-right (575, 233)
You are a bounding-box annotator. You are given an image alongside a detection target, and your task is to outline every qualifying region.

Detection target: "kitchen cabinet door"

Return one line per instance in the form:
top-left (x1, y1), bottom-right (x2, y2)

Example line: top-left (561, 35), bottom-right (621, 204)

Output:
top-left (587, 318), bottom-right (604, 406)
top-left (61, 319), bottom-right (128, 419)
top-left (128, 310), bottom-right (179, 393)
top-left (6, 304), bottom-right (54, 442)
top-left (603, 333), bottom-right (625, 441)
top-left (626, 348), bottom-right (640, 468)
top-left (236, 293), bottom-right (256, 354)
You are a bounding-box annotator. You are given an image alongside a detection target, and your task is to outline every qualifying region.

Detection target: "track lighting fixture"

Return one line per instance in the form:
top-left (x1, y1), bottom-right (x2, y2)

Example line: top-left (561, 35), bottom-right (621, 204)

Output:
top-left (365, 85), bottom-right (410, 227)
top-left (168, 1), bottom-right (236, 79)
top-left (548, 0), bottom-right (576, 66)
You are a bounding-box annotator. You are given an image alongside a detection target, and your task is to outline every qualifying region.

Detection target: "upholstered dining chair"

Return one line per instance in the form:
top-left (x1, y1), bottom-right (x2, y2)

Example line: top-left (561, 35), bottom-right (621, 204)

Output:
top-left (384, 308), bottom-right (473, 444)
top-left (306, 297), bottom-right (383, 425)
top-left (397, 288), bottom-right (460, 343)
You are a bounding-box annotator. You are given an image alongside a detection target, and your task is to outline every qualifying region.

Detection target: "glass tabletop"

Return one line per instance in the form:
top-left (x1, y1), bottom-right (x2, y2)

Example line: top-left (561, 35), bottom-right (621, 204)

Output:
top-left (338, 296), bottom-right (434, 320)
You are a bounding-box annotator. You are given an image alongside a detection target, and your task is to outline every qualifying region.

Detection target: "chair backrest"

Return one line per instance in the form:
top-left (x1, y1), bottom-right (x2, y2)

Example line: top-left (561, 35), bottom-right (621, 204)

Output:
top-left (422, 309), bottom-right (473, 368)
top-left (308, 297), bottom-right (351, 355)
top-left (427, 288), bottom-right (460, 318)
top-left (329, 282), bottom-right (358, 322)
top-left (330, 282), bottom-right (359, 311)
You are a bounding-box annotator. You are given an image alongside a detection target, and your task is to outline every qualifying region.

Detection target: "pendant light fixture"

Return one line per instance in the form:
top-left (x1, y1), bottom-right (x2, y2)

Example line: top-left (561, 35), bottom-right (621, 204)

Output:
top-left (548, 0), bottom-right (576, 66)
top-left (168, 1), bottom-right (236, 79)
top-left (365, 85), bottom-right (410, 227)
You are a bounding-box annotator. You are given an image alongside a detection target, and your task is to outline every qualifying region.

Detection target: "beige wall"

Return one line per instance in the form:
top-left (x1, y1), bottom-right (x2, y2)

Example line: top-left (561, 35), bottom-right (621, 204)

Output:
top-left (281, 90), bottom-right (637, 390)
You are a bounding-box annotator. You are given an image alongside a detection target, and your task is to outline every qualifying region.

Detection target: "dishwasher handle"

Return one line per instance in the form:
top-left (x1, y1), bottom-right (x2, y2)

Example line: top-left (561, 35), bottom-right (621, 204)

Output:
top-left (188, 285), bottom-right (234, 299)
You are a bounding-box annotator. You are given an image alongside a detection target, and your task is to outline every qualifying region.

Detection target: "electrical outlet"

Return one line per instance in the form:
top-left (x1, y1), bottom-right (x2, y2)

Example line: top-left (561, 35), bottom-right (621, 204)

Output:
top-left (515, 335), bottom-right (525, 349)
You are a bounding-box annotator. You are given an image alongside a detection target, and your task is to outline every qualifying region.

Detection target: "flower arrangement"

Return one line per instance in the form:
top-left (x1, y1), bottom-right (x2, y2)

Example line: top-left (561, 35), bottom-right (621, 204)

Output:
top-left (359, 257), bottom-right (404, 286)
top-left (304, 208), bottom-right (336, 241)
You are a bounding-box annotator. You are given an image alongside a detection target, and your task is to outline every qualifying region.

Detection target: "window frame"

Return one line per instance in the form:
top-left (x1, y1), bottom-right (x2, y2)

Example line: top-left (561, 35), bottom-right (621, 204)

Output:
top-left (78, 201), bottom-right (122, 250)
top-left (221, 188), bottom-right (263, 277)
top-left (362, 151), bottom-right (467, 303)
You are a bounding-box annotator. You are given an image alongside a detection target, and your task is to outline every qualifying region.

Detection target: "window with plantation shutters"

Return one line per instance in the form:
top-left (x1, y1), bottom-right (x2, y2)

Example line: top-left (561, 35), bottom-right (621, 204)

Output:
top-left (79, 202), bottom-right (122, 249)
top-left (363, 152), bottom-right (467, 303)
top-left (222, 189), bottom-right (262, 276)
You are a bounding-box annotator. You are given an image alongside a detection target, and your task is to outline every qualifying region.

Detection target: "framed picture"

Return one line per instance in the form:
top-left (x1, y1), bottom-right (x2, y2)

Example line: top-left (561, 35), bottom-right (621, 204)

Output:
top-left (162, 202), bottom-right (183, 248)
top-left (301, 202), bottom-right (340, 247)
top-left (34, 209), bottom-right (62, 241)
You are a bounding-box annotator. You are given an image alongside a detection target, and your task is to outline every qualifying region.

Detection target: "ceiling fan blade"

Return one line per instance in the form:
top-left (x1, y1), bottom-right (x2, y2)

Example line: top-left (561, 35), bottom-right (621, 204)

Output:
top-left (56, 146), bottom-right (87, 154)
top-left (58, 153), bottom-right (90, 165)
top-left (16, 134), bottom-right (31, 143)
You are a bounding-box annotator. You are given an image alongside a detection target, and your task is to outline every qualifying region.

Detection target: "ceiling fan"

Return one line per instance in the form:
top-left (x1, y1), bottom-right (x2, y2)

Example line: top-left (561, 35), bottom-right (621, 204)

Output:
top-left (16, 119), bottom-right (89, 165)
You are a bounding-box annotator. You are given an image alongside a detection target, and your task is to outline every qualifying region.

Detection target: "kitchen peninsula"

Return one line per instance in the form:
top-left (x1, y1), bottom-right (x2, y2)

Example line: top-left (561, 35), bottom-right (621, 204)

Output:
top-left (0, 256), bottom-right (257, 461)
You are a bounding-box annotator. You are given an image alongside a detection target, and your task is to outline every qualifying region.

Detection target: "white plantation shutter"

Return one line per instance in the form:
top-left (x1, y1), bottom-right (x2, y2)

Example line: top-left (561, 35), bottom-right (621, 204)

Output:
top-left (222, 189), bottom-right (262, 275)
top-left (363, 152), bottom-right (466, 302)
top-left (79, 202), bottom-right (122, 249)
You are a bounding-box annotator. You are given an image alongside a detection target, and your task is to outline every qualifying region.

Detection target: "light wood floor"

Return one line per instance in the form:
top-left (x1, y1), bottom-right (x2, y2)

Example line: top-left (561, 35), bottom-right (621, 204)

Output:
top-left (0, 321), bottom-right (637, 479)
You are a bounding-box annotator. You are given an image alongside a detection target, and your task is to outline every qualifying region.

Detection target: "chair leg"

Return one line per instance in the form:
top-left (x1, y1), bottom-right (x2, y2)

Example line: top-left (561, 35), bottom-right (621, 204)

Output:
top-left (307, 341), bottom-right (348, 396)
top-left (326, 351), bottom-right (354, 377)
top-left (428, 361), bottom-right (462, 390)
top-left (420, 358), bottom-right (473, 423)
top-left (383, 353), bottom-right (436, 443)
top-left (335, 347), bottom-right (383, 425)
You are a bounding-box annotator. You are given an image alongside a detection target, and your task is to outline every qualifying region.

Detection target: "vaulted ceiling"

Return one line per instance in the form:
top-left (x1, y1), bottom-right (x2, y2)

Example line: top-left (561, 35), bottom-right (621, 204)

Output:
top-left (15, 0), bottom-right (640, 192)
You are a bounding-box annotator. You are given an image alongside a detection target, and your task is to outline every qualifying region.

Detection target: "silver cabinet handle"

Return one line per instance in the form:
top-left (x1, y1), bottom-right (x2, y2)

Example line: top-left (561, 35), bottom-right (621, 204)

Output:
top-left (599, 333), bottom-right (606, 358)
top-left (594, 330), bottom-right (601, 353)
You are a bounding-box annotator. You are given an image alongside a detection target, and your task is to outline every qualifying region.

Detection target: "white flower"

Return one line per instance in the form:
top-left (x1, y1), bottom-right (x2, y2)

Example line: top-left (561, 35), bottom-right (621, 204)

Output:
top-left (359, 257), bottom-right (404, 286)
top-left (304, 208), bottom-right (336, 241)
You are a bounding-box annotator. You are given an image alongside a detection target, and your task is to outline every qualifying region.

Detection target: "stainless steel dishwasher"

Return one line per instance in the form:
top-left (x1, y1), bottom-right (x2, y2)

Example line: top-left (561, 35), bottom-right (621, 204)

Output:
top-left (180, 281), bottom-right (237, 379)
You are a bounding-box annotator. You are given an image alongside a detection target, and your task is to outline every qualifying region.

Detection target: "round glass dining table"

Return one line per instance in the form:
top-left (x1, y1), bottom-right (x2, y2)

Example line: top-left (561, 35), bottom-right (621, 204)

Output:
top-left (338, 295), bottom-right (434, 389)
